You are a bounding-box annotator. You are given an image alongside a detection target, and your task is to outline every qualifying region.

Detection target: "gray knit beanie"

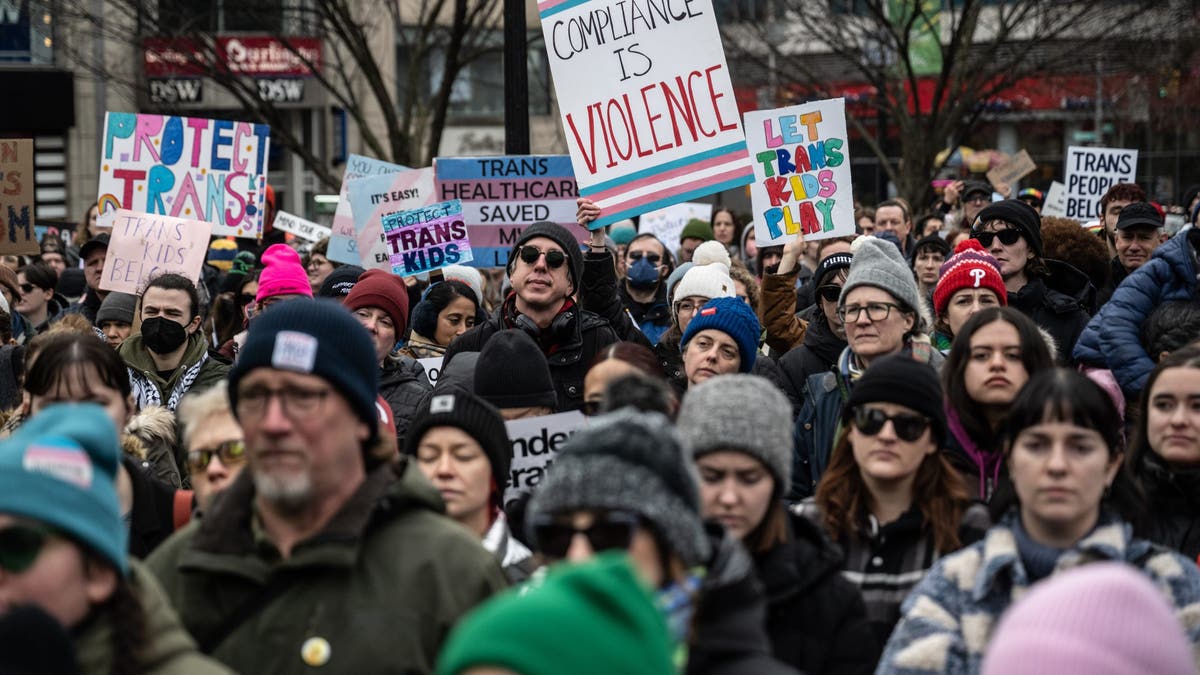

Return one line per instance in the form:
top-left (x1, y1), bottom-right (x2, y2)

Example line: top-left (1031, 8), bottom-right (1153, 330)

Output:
top-left (526, 408), bottom-right (711, 566)
top-left (839, 235), bottom-right (922, 314)
top-left (677, 374), bottom-right (793, 489)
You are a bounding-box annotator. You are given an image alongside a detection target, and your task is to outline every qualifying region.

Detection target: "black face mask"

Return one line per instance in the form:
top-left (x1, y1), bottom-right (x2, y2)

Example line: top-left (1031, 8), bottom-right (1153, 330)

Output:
top-left (140, 316), bottom-right (189, 354)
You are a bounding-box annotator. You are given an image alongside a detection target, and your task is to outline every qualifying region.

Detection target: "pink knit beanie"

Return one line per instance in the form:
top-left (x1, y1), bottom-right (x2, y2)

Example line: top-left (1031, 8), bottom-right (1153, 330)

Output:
top-left (982, 562), bottom-right (1194, 675)
top-left (256, 244), bottom-right (313, 303)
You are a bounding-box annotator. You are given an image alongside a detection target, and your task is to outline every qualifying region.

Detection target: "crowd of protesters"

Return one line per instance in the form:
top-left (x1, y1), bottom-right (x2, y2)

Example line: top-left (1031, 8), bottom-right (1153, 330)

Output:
top-left (1, 177), bottom-right (1200, 675)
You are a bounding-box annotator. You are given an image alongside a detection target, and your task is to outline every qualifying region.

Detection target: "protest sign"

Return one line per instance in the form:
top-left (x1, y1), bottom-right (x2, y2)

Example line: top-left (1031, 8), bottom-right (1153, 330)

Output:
top-left (639, 202), bottom-right (712, 251)
top-left (418, 357), bottom-right (443, 386)
top-left (347, 168), bottom-right (438, 271)
top-left (986, 149), bottom-right (1037, 189)
top-left (1041, 181), bottom-right (1067, 217)
top-left (538, 0), bottom-right (753, 229)
top-left (273, 210), bottom-right (331, 242)
top-left (382, 199), bottom-right (472, 276)
top-left (436, 155), bottom-right (586, 268)
top-left (1064, 146), bottom-right (1138, 221)
top-left (328, 154), bottom-right (407, 264)
top-left (99, 209), bottom-right (213, 294)
top-left (98, 112), bottom-right (270, 239)
top-left (0, 140), bottom-right (37, 255)
top-left (744, 98), bottom-right (855, 245)
top-left (504, 410), bottom-right (586, 509)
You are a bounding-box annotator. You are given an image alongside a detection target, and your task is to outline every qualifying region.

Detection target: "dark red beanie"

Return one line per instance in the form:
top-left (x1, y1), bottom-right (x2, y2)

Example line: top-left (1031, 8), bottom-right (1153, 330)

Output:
top-left (344, 269), bottom-right (410, 335)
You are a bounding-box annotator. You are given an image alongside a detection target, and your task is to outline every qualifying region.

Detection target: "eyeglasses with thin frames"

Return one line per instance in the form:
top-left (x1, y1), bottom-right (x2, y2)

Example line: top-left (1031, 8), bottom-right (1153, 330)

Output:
top-left (838, 302), bottom-right (903, 323)
top-left (236, 386), bottom-right (330, 419)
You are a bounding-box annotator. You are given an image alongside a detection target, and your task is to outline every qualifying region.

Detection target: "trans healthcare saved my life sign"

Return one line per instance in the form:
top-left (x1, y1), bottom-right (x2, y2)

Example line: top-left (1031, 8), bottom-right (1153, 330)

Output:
top-left (539, 0), bottom-right (753, 229)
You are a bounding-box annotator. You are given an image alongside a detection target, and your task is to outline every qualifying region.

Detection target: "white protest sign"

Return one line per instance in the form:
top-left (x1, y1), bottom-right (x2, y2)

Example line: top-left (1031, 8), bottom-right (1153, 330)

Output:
top-left (503, 410), bottom-right (586, 509)
top-left (274, 210), bottom-right (331, 242)
top-left (100, 209), bottom-right (213, 294)
top-left (1064, 146), bottom-right (1138, 221)
top-left (328, 155), bottom-right (407, 264)
top-left (538, 0), bottom-right (753, 230)
top-left (744, 98), bottom-right (855, 245)
top-left (347, 168), bottom-right (438, 271)
top-left (418, 357), bottom-right (443, 385)
top-left (986, 149), bottom-right (1037, 190)
top-left (639, 202), bottom-right (712, 252)
top-left (1041, 181), bottom-right (1067, 217)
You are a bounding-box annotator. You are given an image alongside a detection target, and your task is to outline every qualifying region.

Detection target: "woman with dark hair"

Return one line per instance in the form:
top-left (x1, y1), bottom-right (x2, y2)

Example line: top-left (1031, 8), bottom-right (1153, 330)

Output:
top-left (1128, 345), bottom-right (1200, 559)
top-left (711, 208), bottom-right (743, 259)
top-left (682, 375), bottom-right (875, 674)
top-left (400, 280), bottom-right (482, 359)
top-left (304, 236), bottom-right (342, 294)
top-left (798, 355), bottom-right (986, 645)
top-left (878, 369), bottom-right (1200, 674)
top-left (15, 262), bottom-right (64, 335)
top-left (941, 307), bottom-right (1056, 501)
top-left (929, 239), bottom-right (1006, 352)
top-left (583, 341), bottom-right (669, 416)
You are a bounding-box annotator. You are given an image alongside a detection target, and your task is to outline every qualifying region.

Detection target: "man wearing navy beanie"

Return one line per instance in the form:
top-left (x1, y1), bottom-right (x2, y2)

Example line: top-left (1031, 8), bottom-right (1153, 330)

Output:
top-left (147, 298), bottom-right (506, 673)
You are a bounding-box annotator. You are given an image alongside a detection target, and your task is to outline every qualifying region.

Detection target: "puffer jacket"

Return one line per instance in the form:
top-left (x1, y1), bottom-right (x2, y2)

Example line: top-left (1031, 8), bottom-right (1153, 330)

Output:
top-left (1074, 229), bottom-right (1199, 396)
top-left (877, 510), bottom-right (1200, 675)
top-left (379, 352), bottom-right (432, 447)
top-left (1137, 451), bottom-right (1200, 560)
top-left (75, 560), bottom-right (233, 674)
top-left (1007, 275), bottom-right (1089, 365)
top-left (146, 458), bottom-right (508, 674)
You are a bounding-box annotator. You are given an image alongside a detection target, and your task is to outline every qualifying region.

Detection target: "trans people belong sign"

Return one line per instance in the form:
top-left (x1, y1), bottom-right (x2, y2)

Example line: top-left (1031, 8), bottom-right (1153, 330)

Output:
top-left (98, 112), bottom-right (270, 239)
top-left (539, 0), bottom-right (753, 229)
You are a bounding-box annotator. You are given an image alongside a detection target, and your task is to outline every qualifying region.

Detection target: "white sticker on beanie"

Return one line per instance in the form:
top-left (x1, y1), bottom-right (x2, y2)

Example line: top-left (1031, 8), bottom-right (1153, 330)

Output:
top-left (23, 443), bottom-right (93, 488)
top-left (272, 331), bottom-right (318, 373)
top-left (430, 394), bottom-right (455, 414)
top-left (969, 268), bottom-right (986, 288)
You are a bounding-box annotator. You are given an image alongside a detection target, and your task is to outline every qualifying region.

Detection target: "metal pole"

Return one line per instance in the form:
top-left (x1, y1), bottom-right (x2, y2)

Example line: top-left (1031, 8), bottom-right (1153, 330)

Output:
top-left (504, 0), bottom-right (530, 155)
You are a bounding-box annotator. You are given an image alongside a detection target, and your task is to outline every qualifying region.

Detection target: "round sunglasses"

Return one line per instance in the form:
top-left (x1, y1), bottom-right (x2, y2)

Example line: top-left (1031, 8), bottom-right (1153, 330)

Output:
top-left (516, 245), bottom-right (566, 269)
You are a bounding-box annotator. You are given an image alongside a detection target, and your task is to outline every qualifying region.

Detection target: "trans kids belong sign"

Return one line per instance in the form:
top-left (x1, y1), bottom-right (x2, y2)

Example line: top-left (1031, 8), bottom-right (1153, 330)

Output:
top-left (98, 112), bottom-right (271, 239)
top-left (745, 98), bottom-right (854, 245)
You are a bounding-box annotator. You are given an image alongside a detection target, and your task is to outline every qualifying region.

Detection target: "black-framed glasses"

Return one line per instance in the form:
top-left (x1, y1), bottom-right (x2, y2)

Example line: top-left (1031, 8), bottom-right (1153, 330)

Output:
top-left (533, 511), bottom-right (640, 558)
top-left (627, 251), bottom-right (662, 265)
top-left (187, 440), bottom-right (247, 472)
top-left (236, 386), bottom-right (330, 418)
top-left (838, 302), bottom-right (902, 323)
top-left (971, 229), bottom-right (1022, 248)
top-left (0, 523), bottom-right (55, 573)
top-left (817, 284), bottom-right (842, 303)
top-left (852, 407), bottom-right (930, 442)
top-left (517, 245), bottom-right (566, 269)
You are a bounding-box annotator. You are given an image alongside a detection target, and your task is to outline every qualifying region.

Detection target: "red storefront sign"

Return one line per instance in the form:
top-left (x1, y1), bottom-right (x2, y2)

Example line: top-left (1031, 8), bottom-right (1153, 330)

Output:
top-left (144, 36), bottom-right (322, 78)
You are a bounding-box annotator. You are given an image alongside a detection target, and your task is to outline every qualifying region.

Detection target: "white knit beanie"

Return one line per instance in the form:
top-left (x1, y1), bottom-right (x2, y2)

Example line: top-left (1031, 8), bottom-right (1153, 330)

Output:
top-left (441, 265), bottom-right (484, 305)
top-left (673, 241), bottom-right (736, 303)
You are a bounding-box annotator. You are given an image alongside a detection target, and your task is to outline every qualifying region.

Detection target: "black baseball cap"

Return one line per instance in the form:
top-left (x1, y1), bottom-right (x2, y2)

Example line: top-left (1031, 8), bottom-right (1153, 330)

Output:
top-left (79, 233), bottom-right (110, 261)
top-left (1115, 202), bottom-right (1163, 231)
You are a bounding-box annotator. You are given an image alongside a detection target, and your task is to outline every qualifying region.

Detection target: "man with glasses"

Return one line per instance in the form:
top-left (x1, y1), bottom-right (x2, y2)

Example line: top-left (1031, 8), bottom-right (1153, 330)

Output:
top-left (618, 232), bottom-right (674, 344)
top-left (970, 200), bottom-right (1090, 364)
top-left (148, 299), bottom-right (505, 673)
top-left (444, 221), bottom-right (621, 412)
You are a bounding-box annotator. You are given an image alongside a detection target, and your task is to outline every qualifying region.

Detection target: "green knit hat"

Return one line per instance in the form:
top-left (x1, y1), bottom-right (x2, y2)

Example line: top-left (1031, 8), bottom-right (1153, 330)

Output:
top-left (679, 219), bottom-right (714, 244)
top-left (436, 553), bottom-right (674, 675)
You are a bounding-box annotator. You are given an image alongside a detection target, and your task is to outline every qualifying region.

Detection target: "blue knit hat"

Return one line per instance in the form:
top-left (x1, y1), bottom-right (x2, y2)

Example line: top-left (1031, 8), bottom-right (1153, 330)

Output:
top-left (679, 296), bottom-right (760, 372)
top-left (0, 404), bottom-right (127, 575)
top-left (229, 298), bottom-right (381, 447)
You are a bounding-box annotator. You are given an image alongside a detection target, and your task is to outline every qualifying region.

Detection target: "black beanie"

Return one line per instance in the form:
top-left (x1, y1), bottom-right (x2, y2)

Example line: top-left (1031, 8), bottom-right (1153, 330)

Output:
top-left (318, 265), bottom-right (365, 298)
top-left (507, 221), bottom-right (584, 291)
top-left (975, 200), bottom-right (1043, 258)
top-left (473, 329), bottom-right (558, 410)
top-left (813, 252), bottom-right (853, 289)
top-left (403, 389), bottom-right (510, 492)
top-left (844, 354), bottom-right (946, 444)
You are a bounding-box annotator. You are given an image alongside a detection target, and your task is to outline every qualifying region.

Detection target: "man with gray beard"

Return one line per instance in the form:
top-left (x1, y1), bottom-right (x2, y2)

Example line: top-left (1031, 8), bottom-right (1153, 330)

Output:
top-left (148, 298), bottom-right (506, 674)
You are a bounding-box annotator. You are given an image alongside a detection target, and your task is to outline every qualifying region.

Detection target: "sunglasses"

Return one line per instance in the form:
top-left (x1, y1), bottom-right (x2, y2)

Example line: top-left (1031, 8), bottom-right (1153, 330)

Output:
top-left (971, 229), bottom-right (1022, 248)
top-left (18, 283), bottom-right (35, 294)
top-left (187, 439), bottom-right (247, 473)
top-left (237, 293), bottom-right (255, 308)
top-left (852, 407), bottom-right (930, 443)
top-left (817, 284), bottom-right (842, 303)
top-left (582, 399), bottom-right (603, 416)
top-left (517, 245), bottom-right (566, 269)
top-left (0, 523), bottom-right (54, 573)
top-left (533, 511), bottom-right (640, 559)
top-left (627, 251), bottom-right (662, 265)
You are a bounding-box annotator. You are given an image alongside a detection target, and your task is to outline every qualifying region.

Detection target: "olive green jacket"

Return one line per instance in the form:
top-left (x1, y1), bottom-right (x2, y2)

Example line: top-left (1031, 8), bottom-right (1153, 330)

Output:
top-left (147, 458), bottom-right (507, 674)
top-left (121, 332), bottom-right (230, 412)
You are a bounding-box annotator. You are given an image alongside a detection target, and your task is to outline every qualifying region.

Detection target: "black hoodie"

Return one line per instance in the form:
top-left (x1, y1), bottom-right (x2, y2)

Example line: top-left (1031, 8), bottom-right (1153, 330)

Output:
top-left (778, 306), bottom-right (847, 402)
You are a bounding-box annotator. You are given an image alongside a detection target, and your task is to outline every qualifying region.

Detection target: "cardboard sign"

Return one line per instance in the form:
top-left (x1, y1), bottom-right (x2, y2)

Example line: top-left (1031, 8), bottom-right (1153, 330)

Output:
top-left (436, 155), bottom-right (586, 268)
top-left (347, 168), bottom-right (438, 271)
top-left (503, 410), bottom-right (587, 509)
top-left (1063, 146), bottom-right (1138, 221)
top-left (0, 140), bottom-right (37, 255)
top-left (639, 202), bottom-right (712, 251)
top-left (273, 210), bottom-right (331, 242)
top-left (418, 357), bottom-right (443, 385)
top-left (99, 209), bottom-right (213, 294)
top-left (745, 98), bottom-right (855, 245)
top-left (97, 112), bottom-right (270, 239)
top-left (1041, 181), bottom-right (1068, 218)
top-left (328, 155), bottom-right (407, 264)
top-left (382, 199), bottom-right (472, 276)
top-left (538, 0), bottom-right (753, 229)
top-left (986, 149), bottom-right (1037, 189)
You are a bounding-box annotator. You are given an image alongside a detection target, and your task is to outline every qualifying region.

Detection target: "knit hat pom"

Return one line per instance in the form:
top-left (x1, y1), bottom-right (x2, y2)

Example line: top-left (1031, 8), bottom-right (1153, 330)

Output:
top-left (692, 240), bottom-right (731, 270)
top-left (849, 233), bottom-right (875, 255)
top-left (953, 237), bottom-right (988, 255)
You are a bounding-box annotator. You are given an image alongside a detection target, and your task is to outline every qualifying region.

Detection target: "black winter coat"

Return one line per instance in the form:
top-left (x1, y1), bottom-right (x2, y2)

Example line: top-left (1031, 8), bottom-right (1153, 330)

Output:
top-left (1137, 453), bottom-right (1200, 560)
top-left (778, 307), bottom-right (846, 402)
top-left (1007, 275), bottom-right (1090, 365)
top-left (580, 249), bottom-right (655, 348)
top-left (379, 354), bottom-right (433, 447)
top-left (444, 301), bottom-right (622, 412)
top-left (755, 513), bottom-right (877, 674)
top-left (123, 455), bottom-right (181, 559)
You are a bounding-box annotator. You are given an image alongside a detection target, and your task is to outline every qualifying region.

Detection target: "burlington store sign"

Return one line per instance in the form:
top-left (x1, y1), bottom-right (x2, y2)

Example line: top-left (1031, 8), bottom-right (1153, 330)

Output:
top-left (142, 36), bottom-right (322, 105)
